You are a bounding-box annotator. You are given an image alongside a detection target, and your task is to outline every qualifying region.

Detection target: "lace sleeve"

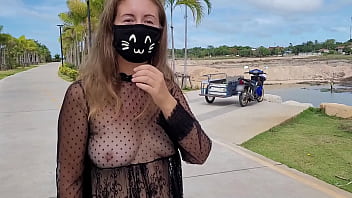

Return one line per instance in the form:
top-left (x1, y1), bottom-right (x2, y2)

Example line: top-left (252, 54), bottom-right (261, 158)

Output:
top-left (56, 81), bottom-right (89, 197)
top-left (157, 82), bottom-right (212, 164)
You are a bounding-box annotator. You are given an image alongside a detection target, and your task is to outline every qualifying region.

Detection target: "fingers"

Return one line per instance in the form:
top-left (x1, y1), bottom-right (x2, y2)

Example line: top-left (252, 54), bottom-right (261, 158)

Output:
top-left (132, 64), bottom-right (163, 86)
top-left (135, 82), bottom-right (152, 93)
top-left (132, 69), bottom-right (158, 82)
top-left (131, 75), bottom-right (155, 86)
top-left (133, 65), bottom-right (162, 78)
top-left (131, 64), bottom-right (172, 108)
top-left (133, 64), bottom-right (158, 73)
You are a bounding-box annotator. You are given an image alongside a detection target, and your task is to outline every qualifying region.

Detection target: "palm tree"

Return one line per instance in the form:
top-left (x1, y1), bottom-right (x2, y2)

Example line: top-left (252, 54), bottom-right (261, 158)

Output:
top-left (0, 27), bottom-right (49, 70)
top-left (164, 0), bottom-right (211, 73)
top-left (59, 0), bottom-right (105, 68)
top-left (59, 0), bottom-right (87, 68)
top-left (0, 25), bottom-right (5, 68)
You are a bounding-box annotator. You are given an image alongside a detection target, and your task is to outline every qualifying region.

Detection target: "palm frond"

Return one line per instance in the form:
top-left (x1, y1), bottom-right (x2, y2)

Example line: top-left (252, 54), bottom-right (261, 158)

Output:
top-left (175, 0), bottom-right (211, 25)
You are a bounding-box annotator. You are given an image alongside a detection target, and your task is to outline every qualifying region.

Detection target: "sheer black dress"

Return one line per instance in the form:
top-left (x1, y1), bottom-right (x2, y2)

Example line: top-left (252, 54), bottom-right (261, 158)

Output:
top-left (56, 78), bottom-right (212, 198)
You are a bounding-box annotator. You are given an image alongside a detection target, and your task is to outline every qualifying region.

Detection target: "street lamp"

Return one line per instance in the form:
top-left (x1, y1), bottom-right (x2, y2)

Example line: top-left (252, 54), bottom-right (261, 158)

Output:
top-left (86, 0), bottom-right (92, 49)
top-left (57, 24), bottom-right (64, 67)
top-left (350, 16), bottom-right (352, 41)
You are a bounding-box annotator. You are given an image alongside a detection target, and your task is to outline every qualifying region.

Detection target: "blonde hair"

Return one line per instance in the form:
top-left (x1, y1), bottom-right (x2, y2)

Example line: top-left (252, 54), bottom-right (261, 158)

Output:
top-left (78, 0), bottom-right (173, 118)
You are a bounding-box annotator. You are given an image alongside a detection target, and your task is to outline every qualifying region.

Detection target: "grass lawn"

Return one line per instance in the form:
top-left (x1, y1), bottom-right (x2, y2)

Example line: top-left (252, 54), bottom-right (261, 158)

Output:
top-left (58, 71), bottom-right (75, 82)
top-left (0, 66), bottom-right (37, 80)
top-left (242, 108), bottom-right (352, 193)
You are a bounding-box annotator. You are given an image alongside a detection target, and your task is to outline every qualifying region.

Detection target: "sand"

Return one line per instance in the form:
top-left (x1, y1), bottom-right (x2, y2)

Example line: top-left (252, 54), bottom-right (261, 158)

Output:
top-left (171, 56), bottom-right (352, 88)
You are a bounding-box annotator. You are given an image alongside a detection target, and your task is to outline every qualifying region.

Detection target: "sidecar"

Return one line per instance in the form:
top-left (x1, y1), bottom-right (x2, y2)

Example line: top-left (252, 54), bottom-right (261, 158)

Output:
top-left (199, 73), bottom-right (243, 103)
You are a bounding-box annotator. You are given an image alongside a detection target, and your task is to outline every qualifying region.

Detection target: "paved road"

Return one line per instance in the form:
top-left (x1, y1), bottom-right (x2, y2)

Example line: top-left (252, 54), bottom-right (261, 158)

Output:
top-left (0, 63), bottom-right (69, 197)
top-left (0, 62), bottom-right (351, 198)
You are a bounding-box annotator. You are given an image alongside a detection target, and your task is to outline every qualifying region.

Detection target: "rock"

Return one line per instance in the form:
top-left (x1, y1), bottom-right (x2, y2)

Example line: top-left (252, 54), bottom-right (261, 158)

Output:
top-left (283, 100), bottom-right (313, 108)
top-left (320, 103), bottom-right (352, 118)
top-left (264, 94), bottom-right (282, 103)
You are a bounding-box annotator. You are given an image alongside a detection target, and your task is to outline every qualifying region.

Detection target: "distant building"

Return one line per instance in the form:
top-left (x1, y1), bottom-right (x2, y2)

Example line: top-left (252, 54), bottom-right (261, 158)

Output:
top-left (335, 46), bottom-right (345, 54)
top-left (319, 48), bottom-right (330, 53)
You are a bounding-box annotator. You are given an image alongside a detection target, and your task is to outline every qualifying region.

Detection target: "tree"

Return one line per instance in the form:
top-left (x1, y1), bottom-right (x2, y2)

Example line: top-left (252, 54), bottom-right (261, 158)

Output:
top-left (324, 39), bottom-right (336, 50)
top-left (256, 46), bottom-right (270, 57)
top-left (164, 0), bottom-right (211, 72)
top-left (343, 46), bottom-right (352, 55)
top-left (0, 26), bottom-right (50, 70)
top-left (53, 54), bottom-right (61, 62)
top-left (59, 0), bottom-right (105, 68)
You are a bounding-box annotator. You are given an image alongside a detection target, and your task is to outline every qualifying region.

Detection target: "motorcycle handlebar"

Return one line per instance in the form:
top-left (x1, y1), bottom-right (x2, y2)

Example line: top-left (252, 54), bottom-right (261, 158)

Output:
top-left (244, 72), bottom-right (267, 74)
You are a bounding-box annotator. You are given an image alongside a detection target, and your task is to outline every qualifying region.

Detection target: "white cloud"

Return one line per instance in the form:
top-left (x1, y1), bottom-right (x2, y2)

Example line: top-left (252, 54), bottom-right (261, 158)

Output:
top-left (0, 0), bottom-right (66, 22)
top-left (0, 0), bottom-right (25, 17)
top-left (246, 0), bottom-right (323, 14)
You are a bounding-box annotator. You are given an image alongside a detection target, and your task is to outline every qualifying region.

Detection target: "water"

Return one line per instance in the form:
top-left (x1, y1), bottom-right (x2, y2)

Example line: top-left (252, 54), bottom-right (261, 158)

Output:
top-left (266, 84), bottom-right (352, 107)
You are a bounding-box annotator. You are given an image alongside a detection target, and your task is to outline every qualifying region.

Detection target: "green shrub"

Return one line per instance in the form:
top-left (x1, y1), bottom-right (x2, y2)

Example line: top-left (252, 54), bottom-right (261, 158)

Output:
top-left (59, 65), bottom-right (78, 81)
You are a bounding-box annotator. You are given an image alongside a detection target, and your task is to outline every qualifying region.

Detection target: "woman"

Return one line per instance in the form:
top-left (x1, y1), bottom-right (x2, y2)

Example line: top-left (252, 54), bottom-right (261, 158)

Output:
top-left (56, 0), bottom-right (212, 197)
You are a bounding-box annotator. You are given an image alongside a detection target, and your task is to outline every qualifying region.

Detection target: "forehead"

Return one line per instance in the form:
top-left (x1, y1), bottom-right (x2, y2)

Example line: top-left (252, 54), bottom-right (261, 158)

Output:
top-left (117, 0), bottom-right (159, 17)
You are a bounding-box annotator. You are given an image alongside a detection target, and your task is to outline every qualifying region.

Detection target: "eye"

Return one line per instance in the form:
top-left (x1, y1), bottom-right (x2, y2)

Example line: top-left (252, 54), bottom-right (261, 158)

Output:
top-left (144, 20), bottom-right (154, 25)
top-left (122, 18), bottom-right (135, 24)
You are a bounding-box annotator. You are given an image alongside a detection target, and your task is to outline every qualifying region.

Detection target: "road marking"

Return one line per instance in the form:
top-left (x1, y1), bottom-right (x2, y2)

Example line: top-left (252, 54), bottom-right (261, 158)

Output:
top-left (183, 165), bottom-right (267, 179)
top-left (212, 139), bottom-right (351, 198)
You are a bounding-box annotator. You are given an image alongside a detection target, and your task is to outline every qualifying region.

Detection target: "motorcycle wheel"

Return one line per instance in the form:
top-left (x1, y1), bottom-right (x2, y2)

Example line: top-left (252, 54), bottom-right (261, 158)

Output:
top-left (205, 96), bottom-right (215, 103)
top-left (239, 88), bottom-right (249, 107)
top-left (256, 88), bottom-right (264, 102)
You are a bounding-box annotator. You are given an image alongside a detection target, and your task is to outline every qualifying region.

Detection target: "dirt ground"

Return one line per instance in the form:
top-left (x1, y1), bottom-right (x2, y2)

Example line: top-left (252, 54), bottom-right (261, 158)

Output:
top-left (172, 56), bottom-right (352, 88)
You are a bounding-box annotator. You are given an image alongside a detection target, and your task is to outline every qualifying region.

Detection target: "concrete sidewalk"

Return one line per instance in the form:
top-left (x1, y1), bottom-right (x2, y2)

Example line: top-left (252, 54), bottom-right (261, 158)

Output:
top-left (0, 63), bottom-right (69, 197)
top-left (0, 62), bottom-right (351, 198)
top-left (182, 91), bottom-right (352, 198)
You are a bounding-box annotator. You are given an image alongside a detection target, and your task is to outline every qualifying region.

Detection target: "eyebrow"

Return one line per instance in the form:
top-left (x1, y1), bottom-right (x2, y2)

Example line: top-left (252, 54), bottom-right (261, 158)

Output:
top-left (144, 14), bottom-right (157, 18)
top-left (120, 13), bottom-right (156, 18)
top-left (120, 14), bottom-right (134, 17)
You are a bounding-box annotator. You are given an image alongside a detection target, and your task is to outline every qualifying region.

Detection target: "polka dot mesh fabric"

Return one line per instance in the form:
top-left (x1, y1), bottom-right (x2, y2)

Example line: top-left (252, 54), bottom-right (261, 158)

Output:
top-left (57, 80), bottom-right (212, 198)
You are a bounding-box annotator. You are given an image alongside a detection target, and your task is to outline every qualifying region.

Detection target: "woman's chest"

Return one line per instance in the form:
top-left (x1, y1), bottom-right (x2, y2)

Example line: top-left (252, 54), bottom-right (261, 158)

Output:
top-left (87, 101), bottom-right (175, 168)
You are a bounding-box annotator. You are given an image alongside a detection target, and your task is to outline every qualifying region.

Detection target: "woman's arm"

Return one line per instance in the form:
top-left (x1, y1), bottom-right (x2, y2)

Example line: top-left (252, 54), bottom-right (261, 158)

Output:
top-left (56, 82), bottom-right (89, 197)
top-left (131, 65), bottom-right (211, 164)
top-left (158, 82), bottom-right (212, 164)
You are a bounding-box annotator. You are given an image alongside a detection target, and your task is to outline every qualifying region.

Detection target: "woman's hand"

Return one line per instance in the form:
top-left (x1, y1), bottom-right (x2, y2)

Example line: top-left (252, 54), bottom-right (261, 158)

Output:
top-left (132, 64), bottom-right (177, 117)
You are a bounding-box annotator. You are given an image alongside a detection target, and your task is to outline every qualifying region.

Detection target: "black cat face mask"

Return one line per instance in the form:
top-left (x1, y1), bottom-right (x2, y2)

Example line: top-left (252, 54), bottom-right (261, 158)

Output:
top-left (113, 24), bottom-right (162, 63)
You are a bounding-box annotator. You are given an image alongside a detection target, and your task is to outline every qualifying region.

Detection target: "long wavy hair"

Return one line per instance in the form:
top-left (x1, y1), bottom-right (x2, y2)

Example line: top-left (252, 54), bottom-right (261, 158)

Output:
top-left (79, 0), bottom-right (173, 118)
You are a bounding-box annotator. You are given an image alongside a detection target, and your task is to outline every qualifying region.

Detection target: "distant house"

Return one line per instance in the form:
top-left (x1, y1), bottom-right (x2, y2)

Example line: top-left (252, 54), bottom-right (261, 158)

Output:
top-left (335, 46), bottom-right (345, 54)
top-left (283, 50), bottom-right (293, 56)
top-left (319, 48), bottom-right (330, 53)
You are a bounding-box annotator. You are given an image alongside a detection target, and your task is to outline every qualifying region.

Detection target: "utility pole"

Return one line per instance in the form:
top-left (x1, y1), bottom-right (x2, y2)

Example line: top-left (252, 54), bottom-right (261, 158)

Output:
top-left (183, 5), bottom-right (188, 88)
top-left (87, 0), bottom-right (92, 50)
top-left (350, 16), bottom-right (352, 41)
top-left (170, 5), bottom-right (175, 73)
top-left (57, 24), bottom-right (64, 67)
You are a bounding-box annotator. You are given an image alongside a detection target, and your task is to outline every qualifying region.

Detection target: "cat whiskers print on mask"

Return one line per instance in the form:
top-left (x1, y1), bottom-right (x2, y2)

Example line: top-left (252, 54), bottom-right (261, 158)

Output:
top-left (121, 34), bottom-right (136, 51)
top-left (120, 33), bottom-right (158, 55)
top-left (113, 24), bottom-right (161, 63)
top-left (121, 34), bottom-right (146, 54)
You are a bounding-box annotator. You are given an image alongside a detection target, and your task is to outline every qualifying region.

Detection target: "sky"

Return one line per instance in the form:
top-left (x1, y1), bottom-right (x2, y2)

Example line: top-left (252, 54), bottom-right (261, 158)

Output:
top-left (0, 0), bottom-right (351, 56)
